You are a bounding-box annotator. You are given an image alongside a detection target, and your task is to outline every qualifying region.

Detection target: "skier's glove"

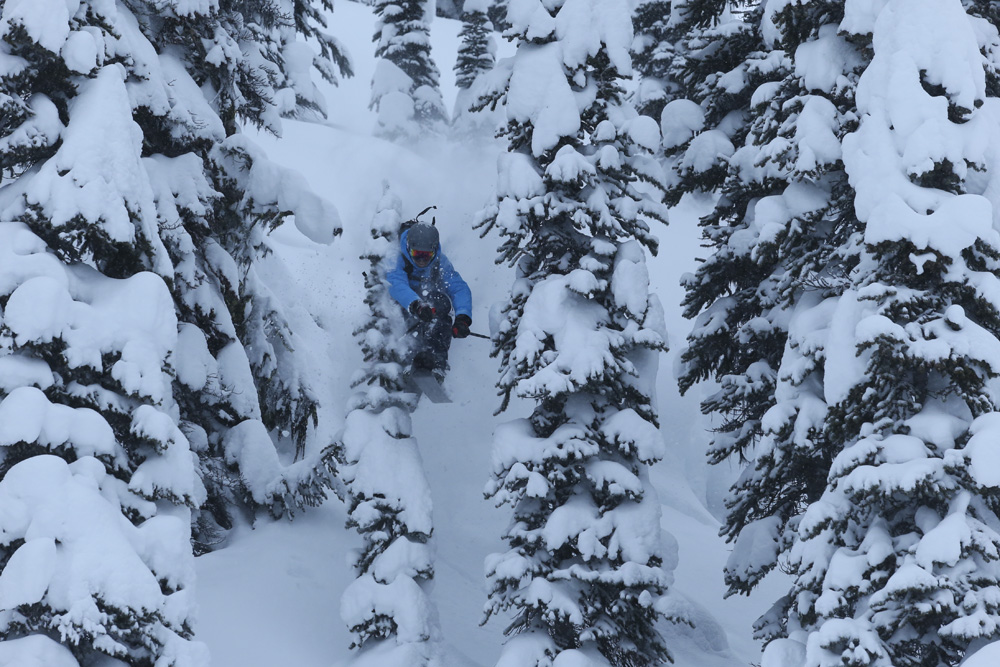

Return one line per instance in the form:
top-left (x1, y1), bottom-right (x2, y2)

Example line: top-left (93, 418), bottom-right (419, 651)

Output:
top-left (452, 314), bottom-right (472, 339)
top-left (410, 300), bottom-right (435, 321)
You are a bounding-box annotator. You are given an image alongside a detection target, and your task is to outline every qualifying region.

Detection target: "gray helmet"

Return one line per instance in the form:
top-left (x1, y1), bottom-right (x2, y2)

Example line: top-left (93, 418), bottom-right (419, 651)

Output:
top-left (407, 223), bottom-right (439, 253)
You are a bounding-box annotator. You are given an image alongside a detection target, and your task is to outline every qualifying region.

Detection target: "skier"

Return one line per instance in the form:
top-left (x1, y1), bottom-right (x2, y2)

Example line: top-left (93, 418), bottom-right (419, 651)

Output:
top-left (387, 222), bottom-right (472, 376)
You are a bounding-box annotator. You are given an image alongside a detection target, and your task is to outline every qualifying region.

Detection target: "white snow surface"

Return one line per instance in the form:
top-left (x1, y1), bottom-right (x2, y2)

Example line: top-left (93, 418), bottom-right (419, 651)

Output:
top-left (0, 635), bottom-right (81, 667)
top-left (183, 3), bottom-right (783, 667)
top-left (963, 642), bottom-right (1000, 667)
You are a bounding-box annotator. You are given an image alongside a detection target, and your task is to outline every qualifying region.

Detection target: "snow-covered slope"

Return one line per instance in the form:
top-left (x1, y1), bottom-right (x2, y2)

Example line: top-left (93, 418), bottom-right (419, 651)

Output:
top-left (194, 3), bottom-right (784, 665)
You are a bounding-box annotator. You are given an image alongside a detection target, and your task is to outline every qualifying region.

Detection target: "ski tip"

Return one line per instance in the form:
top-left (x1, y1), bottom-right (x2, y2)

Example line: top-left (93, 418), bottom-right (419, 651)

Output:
top-left (409, 370), bottom-right (452, 403)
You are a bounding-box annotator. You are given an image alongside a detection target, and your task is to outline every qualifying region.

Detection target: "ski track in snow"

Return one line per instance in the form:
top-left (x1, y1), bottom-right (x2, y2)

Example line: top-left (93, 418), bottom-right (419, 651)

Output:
top-left (194, 3), bottom-right (783, 666)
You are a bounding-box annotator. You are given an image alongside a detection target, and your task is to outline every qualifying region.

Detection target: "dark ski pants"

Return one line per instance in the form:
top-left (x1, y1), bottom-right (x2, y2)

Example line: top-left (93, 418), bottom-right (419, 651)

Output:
top-left (407, 291), bottom-right (453, 370)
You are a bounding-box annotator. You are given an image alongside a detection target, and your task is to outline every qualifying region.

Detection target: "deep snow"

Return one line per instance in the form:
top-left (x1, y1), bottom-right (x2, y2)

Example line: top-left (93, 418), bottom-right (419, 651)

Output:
top-left (194, 2), bottom-right (787, 665)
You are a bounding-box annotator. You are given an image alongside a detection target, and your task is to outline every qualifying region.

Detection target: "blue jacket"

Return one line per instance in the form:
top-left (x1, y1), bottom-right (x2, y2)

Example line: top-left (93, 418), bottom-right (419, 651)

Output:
top-left (387, 229), bottom-right (472, 318)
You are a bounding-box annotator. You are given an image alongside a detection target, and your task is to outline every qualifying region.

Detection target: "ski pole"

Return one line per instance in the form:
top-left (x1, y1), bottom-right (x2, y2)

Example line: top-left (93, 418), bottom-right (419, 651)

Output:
top-left (468, 332), bottom-right (490, 340)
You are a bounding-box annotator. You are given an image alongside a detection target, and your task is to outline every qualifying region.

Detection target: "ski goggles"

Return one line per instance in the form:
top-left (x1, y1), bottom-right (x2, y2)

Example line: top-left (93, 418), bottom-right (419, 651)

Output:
top-left (409, 248), bottom-right (436, 264)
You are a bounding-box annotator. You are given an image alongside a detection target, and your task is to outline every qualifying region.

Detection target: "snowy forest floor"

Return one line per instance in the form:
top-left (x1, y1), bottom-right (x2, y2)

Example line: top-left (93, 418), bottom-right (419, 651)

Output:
top-left (192, 2), bottom-right (789, 665)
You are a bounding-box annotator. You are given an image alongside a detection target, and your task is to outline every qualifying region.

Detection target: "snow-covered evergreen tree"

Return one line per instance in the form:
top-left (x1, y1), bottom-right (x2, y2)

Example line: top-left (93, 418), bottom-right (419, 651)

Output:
top-left (477, 0), bottom-right (677, 663)
top-left (0, 4), bottom-right (210, 660)
top-left (455, 0), bottom-right (495, 91)
top-left (657, 2), bottom-right (782, 205)
top-left (631, 0), bottom-right (676, 121)
top-left (671, 0), bottom-right (860, 611)
top-left (158, 137), bottom-right (340, 550)
top-left (488, 0), bottom-right (511, 35)
top-left (278, 0), bottom-right (354, 119)
top-left (0, 0), bottom-right (345, 558)
top-left (371, 0), bottom-right (448, 138)
top-left (453, 0), bottom-right (498, 132)
top-left (334, 190), bottom-right (441, 666)
top-left (127, 0), bottom-right (345, 548)
top-left (0, 453), bottom-right (205, 666)
top-left (761, 1), bottom-right (1000, 665)
top-left (677, 4), bottom-right (1000, 666)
